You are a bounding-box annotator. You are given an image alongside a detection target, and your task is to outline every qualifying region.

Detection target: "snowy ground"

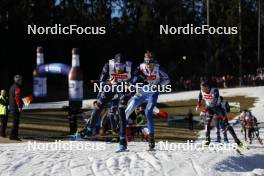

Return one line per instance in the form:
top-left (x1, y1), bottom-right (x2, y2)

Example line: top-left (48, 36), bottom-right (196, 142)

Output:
top-left (1, 86), bottom-right (264, 176)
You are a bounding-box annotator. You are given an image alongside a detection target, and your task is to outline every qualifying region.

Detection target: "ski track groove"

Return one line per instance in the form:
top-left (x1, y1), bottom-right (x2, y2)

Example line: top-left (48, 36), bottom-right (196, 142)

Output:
top-left (132, 152), bottom-right (147, 175)
top-left (106, 157), bottom-right (120, 175)
top-left (190, 158), bottom-right (203, 176)
top-left (137, 151), bottom-right (163, 175)
top-left (147, 151), bottom-right (166, 176)
top-left (91, 158), bottom-right (113, 176)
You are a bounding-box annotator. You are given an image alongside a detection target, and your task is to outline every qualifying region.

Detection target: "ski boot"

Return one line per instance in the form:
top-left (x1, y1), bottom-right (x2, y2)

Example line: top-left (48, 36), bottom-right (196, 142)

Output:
top-left (223, 138), bottom-right (229, 143)
top-left (204, 137), bottom-right (210, 146)
top-left (214, 136), bottom-right (221, 143)
top-left (116, 137), bottom-right (128, 152)
top-left (148, 133), bottom-right (155, 150)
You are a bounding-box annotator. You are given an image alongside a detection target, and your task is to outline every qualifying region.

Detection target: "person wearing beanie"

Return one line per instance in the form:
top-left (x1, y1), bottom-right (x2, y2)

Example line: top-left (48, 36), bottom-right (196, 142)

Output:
top-left (9, 75), bottom-right (23, 140)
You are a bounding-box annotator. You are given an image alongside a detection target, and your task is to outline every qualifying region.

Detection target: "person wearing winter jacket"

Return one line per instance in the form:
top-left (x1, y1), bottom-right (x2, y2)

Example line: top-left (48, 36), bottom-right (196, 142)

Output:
top-left (9, 75), bottom-right (23, 140)
top-left (0, 89), bottom-right (8, 137)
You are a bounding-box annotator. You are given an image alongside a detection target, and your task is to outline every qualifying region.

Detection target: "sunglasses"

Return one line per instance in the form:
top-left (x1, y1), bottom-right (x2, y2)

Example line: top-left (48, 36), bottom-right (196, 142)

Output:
top-left (144, 59), bottom-right (154, 63)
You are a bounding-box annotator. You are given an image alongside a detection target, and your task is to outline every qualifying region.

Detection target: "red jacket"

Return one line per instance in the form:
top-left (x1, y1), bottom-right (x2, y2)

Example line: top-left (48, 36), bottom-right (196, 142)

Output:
top-left (9, 83), bottom-right (22, 110)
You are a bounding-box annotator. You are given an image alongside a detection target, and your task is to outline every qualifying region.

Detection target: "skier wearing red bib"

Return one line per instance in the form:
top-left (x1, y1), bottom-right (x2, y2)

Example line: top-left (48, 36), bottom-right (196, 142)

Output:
top-left (243, 111), bottom-right (260, 144)
top-left (196, 80), bottom-right (223, 145)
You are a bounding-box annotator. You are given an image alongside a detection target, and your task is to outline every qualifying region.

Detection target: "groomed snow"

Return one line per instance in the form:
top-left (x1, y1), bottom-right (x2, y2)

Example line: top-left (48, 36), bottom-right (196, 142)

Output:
top-left (1, 86), bottom-right (264, 176)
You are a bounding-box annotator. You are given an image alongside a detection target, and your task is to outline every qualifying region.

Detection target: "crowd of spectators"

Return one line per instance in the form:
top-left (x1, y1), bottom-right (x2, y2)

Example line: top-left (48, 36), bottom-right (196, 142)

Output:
top-left (174, 71), bottom-right (264, 91)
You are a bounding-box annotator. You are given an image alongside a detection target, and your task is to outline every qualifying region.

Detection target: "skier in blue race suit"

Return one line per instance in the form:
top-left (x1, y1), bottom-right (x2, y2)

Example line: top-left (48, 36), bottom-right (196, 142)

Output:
top-left (218, 96), bottom-right (243, 146)
top-left (125, 51), bottom-right (170, 150)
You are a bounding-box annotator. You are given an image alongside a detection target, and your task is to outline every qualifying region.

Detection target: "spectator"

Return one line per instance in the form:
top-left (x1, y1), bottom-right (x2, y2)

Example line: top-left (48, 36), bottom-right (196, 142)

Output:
top-left (9, 75), bottom-right (23, 140)
top-left (0, 89), bottom-right (8, 137)
top-left (174, 73), bottom-right (263, 91)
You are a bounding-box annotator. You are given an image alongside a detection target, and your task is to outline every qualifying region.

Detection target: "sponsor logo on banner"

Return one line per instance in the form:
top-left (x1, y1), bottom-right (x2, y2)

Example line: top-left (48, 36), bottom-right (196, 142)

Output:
top-left (69, 80), bottom-right (83, 101)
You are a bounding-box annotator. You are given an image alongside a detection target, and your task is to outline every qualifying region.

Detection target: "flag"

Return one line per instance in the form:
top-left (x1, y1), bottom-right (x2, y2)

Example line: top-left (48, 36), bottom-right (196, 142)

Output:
top-left (22, 95), bottom-right (33, 106)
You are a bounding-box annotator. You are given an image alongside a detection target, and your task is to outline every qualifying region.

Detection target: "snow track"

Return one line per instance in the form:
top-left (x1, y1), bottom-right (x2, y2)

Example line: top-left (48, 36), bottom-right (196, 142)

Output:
top-left (0, 141), bottom-right (263, 176)
top-left (1, 86), bottom-right (264, 176)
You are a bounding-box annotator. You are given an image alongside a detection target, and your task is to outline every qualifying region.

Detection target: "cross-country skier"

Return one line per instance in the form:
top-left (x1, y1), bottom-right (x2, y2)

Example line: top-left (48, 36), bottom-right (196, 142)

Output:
top-left (219, 96), bottom-right (230, 143)
top-left (213, 111), bottom-right (226, 143)
top-left (78, 53), bottom-right (132, 148)
top-left (125, 51), bottom-right (170, 150)
top-left (218, 96), bottom-right (244, 146)
top-left (243, 110), bottom-right (260, 144)
top-left (196, 80), bottom-right (223, 145)
top-left (238, 109), bottom-right (249, 141)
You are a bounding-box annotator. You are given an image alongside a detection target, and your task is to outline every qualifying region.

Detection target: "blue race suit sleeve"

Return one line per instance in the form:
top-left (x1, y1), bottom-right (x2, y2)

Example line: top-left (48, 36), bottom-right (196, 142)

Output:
top-left (158, 68), bottom-right (170, 85)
